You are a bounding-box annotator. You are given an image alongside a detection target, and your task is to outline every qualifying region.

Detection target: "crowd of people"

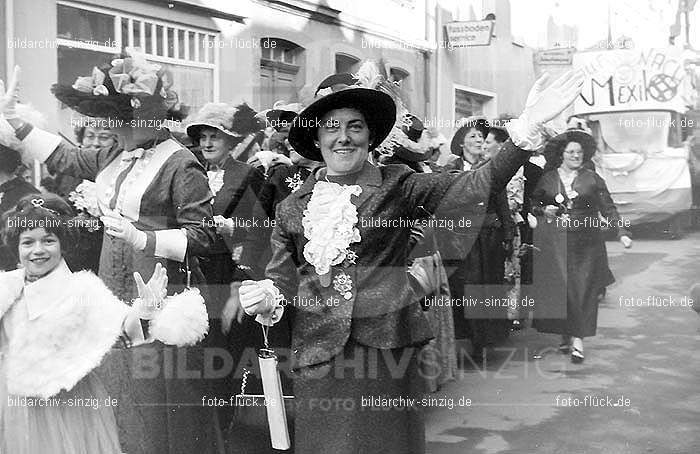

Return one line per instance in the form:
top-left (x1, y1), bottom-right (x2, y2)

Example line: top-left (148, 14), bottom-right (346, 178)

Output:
top-left (0, 49), bottom-right (632, 453)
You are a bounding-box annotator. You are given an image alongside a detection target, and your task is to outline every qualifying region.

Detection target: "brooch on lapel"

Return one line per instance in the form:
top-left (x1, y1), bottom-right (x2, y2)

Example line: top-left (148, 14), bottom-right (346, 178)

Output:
top-left (285, 172), bottom-right (304, 193)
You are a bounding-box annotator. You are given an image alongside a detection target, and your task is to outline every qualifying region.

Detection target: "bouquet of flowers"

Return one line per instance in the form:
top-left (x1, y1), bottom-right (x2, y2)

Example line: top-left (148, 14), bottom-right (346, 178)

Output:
top-left (68, 180), bottom-right (102, 232)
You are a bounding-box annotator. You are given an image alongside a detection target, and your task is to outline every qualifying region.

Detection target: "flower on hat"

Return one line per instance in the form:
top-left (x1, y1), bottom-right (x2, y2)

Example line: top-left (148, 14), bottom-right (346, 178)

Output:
top-left (72, 66), bottom-right (109, 96)
top-left (108, 48), bottom-right (162, 98)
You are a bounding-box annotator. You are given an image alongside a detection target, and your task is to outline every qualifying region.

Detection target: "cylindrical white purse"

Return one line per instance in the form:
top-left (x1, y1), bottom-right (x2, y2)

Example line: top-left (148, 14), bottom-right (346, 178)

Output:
top-left (258, 348), bottom-right (291, 450)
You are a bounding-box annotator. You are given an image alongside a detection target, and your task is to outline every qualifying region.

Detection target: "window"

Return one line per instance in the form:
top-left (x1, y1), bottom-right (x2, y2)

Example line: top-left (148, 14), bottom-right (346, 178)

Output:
top-left (57, 4), bottom-right (113, 45)
top-left (389, 67), bottom-right (410, 85)
top-left (454, 88), bottom-right (490, 118)
top-left (258, 38), bottom-right (304, 109)
top-left (335, 53), bottom-right (360, 74)
top-left (55, 0), bottom-right (218, 134)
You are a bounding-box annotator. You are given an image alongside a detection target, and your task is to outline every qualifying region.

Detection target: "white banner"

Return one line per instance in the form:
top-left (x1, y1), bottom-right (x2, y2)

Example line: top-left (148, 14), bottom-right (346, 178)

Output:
top-left (573, 48), bottom-right (688, 114)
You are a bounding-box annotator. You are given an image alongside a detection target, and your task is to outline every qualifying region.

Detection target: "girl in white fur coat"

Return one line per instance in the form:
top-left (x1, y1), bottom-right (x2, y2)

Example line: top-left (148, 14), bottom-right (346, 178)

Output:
top-left (0, 194), bottom-right (208, 454)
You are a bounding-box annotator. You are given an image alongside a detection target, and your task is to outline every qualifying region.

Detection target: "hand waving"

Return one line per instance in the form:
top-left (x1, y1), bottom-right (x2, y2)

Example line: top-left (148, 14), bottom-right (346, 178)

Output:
top-left (133, 263), bottom-right (168, 319)
top-left (524, 70), bottom-right (585, 125)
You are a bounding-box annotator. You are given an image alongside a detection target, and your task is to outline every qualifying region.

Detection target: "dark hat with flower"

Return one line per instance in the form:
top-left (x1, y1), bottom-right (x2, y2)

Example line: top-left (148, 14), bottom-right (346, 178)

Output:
top-left (51, 47), bottom-right (187, 122)
top-left (450, 116), bottom-right (489, 155)
top-left (543, 128), bottom-right (597, 168)
top-left (185, 102), bottom-right (262, 139)
top-left (288, 64), bottom-right (396, 161)
top-left (313, 73), bottom-right (359, 96)
top-left (379, 114), bottom-right (435, 163)
top-left (257, 101), bottom-right (302, 132)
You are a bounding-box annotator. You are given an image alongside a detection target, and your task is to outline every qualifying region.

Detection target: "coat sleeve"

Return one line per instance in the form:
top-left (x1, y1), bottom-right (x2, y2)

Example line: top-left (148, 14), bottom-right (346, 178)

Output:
top-left (530, 171), bottom-right (550, 217)
top-left (143, 155), bottom-right (216, 261)
top-left (17, 125), bottom-right (119, 180)
top-left (594, 173), bottom-right (630, 238)
top-left (496, 189), bottom-right (516, 241)
top-left (236, 167), bottom-right (271, 279)
top-left (403, 140), bottom-right (529, 218)
top-left (264, 207), bottom-right (299, 304)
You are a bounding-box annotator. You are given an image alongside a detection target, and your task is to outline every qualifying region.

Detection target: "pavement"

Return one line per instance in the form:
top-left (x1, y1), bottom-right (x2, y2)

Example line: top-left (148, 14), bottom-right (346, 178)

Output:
top-left (426, 232), bottom-right (700, 454)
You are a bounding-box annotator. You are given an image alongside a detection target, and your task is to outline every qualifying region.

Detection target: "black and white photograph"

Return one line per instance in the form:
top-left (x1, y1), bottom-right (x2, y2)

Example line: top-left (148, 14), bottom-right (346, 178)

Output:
top-left (0, 0), bottom-right (699, 453)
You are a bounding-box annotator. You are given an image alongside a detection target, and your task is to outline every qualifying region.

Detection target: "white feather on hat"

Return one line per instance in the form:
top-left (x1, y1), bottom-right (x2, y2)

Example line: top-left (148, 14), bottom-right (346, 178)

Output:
top-left (352, 61), bottom-right (414, 158)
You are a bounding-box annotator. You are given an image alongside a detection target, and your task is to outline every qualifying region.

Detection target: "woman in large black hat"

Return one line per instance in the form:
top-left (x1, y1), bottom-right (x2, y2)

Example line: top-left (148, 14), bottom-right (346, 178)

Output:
top-left (531, 128), bottom-right (632, 363)
top-left (445, 116), bottom-right (490, 171)
top-left (0, 51), bottom-right (221, 453)
top-left (232, 64), bottom-right (584, 453)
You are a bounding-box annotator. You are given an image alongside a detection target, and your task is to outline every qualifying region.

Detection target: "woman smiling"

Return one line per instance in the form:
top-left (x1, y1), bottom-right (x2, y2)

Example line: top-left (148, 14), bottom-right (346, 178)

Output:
top-left (237, 68), bottom-right (585, 453)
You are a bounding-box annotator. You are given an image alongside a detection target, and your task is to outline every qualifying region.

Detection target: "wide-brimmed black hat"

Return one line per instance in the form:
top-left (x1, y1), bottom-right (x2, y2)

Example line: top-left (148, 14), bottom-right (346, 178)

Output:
top-left (258, 101), bottom-right (302, 132)
top-left (313, 73), bottom-right (359, 96)
top-left (543, 129), bottom-right (597, 166)
top-left (51, 49), bottom-right (186, 122)
top-left (450, 117), bottom-right (489, 155)
top-left (288, 86), bottom-right (396, 161)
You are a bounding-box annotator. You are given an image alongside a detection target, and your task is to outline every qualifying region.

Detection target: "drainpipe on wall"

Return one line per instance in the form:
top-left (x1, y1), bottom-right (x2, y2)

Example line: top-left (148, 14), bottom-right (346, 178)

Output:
top-left (5, 0), bottom-right (14, 79)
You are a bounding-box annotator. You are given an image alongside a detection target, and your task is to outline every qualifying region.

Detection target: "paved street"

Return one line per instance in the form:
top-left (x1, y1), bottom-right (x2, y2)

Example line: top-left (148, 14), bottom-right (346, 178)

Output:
top-left (426, 232), bottom-right (700, 454)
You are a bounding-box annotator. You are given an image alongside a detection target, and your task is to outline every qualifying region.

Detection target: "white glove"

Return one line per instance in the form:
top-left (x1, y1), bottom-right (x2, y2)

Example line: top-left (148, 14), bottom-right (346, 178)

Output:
top-left (620, 235), bottom-right (632, 249)
top-left (221, 281), bottom-right (246, 334)
top-left (0, 66), bottom-right (20, 119)
top-left (213, 215), bottom-right (235, 236)
top-left (102, 214), bottom-right (148, 251)
top-left (132, 263), bottom-right (168, 320)
top-left (524, 70), bottom-right (585, 125)
top-left (507, 71), bottom-right (584, 150)
top-left (239, 279), bottom-right (284, 326)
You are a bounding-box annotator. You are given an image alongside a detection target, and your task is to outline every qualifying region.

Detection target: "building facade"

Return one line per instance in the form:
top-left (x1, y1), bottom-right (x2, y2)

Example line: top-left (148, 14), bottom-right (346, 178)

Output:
top-left (2, 0), bottom-right (535, 152)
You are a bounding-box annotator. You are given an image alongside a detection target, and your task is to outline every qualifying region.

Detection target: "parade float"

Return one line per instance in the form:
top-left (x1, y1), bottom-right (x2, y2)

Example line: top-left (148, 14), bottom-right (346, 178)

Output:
top-left (571, 47), bottom-right (699, 233)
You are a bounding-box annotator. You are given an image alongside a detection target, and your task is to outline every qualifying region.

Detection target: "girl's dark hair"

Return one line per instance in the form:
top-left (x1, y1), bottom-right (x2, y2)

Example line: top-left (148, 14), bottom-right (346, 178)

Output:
top-left (1, 193), bottom-right (77, 259)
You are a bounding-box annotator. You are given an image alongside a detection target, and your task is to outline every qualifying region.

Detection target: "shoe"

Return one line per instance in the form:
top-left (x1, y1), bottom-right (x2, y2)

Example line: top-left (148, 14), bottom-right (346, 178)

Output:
top-left (511, 319), bottom-right (523, 331)
top-left (571, 347), bottom-right (584, 363)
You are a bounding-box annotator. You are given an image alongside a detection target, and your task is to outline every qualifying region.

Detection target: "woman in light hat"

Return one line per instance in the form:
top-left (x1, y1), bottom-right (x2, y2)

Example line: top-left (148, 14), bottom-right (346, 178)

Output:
top-left (233, 66), bottom-right (584, 453)
top-left (0, 51), bottom-right (221, 453)
top-left (531, 129), bottom-right (632, 363)
top-left (184, 102), bottom-right (276, 428)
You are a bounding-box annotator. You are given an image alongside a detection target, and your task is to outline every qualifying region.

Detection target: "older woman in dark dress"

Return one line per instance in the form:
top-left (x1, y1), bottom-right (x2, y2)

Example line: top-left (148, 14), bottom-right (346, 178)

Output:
top-left (234, 68), bottom-right (583, 453)
top-left (531, 129), bottom-right (632, 363)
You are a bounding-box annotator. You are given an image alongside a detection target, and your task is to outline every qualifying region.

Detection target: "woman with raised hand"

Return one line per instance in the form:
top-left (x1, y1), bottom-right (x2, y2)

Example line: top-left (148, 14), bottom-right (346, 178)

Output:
top-left (0, 51), bottom-right (219, 453)
top-left (235, 68), bottom-right (584, 454)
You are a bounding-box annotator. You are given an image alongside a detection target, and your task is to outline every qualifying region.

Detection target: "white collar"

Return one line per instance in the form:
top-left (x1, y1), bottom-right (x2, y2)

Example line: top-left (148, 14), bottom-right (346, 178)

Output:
top-left (23, 259), bottom-right (72, 320)
top-left (529, 155), bottom-right (546, 168)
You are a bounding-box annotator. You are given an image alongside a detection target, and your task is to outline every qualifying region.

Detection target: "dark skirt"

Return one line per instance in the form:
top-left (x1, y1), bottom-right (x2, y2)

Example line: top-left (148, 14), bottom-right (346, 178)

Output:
top-left (532, 222), bottom-right (613, 338)
top-left (294, 340), bottom-right (425, 454)
top-left (450, 227), bottom-right (511, 345)
top-left (94, 235), bottom-right (222, 454)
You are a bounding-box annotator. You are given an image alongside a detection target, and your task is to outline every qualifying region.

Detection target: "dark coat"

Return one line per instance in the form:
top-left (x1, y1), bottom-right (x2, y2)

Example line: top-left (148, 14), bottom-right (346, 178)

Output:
top-left (259, 163), bottom-right (314, 219)
top-left (265, 140), bottom-right (528, 369)
top-left (207, 157), bottom-right (269, 274)
top-left (530, 168), bottom-right (624, 337)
